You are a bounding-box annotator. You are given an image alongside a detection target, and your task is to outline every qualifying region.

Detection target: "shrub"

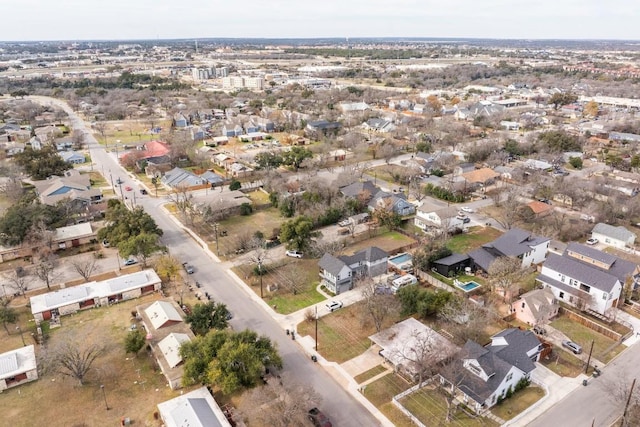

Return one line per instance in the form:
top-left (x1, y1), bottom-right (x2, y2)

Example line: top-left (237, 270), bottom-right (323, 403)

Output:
top-left (240, 203), bottom-right (253, 215)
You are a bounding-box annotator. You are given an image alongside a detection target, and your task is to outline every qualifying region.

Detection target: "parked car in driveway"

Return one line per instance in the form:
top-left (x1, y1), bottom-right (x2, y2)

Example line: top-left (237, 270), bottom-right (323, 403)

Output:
top-left (460, 206), bottom-right (474, 213)
top-left (326, 301), bottom-right (343, 312)
top-left (586, 238), bottom-right (598, 245)
top-left (285, 250), bottom-right (303, 258)
top-left (562, 340), bottom-right (582, 354)
top-left (123, 258), bottom-right (137, 266)
top-left (308, 407), bottom-right (332, 427)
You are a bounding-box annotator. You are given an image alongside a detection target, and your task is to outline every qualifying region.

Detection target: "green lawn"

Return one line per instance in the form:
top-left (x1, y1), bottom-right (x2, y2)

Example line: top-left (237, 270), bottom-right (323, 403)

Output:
top-left (211, 207), bottom-right (285, 258)
top-left (446, 226), bottom-right (503, 253)
top-left (551, 315), bottom-right (623, 363)
top-left (400, 386), bottom-right (499, 426)
top-left (87, 171), bottom-right (107, 187)
top-left (491, 386), bottom-right (545, 420)
top-left (354, 365), bottom-right (388, 384)
top-left (540, 348), bottom-right (584, 377)
top-left (297, 302), bottom-right (406, 363)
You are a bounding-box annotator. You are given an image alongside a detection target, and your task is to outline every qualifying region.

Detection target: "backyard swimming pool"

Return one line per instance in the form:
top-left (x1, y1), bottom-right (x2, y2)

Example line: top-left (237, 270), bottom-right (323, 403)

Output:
top-left (389, 253), bottom-right (412, 264)
top-left (454, 280), bottom-right (481, 292)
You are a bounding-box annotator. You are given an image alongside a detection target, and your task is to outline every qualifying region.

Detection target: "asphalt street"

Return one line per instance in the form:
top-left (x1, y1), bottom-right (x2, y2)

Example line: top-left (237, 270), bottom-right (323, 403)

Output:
top-left (38, 97), bottom-right (383, 426)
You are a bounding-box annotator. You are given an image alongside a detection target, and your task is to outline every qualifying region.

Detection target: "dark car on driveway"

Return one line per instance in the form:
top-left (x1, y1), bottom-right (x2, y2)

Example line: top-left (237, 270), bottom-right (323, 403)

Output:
top-left (308, 408), bottom-right (332, 427)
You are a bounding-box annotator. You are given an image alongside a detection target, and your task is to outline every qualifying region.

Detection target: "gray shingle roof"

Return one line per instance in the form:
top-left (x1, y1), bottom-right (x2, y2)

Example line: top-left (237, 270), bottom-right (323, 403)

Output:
top-left (319, 253), bottom-right (348, 276)
top-left (543, 253), bottom-right (619, 293)
top-left (468, 247), bottom-right (498, 272)
top-left (566, 242), bottom-right (637, 283)
top-left (434, 253), bottom-right (470, 266)
top-left (592, 223), bottom-right (636, 243)
top-left (341, 246), bottom-right (388, 265)
top-left (339, 180), bottom-right (378, 199)
top-left (489, 329), bottom-right (539, 373)
top-left (485, 228), bottom-right (549, 258)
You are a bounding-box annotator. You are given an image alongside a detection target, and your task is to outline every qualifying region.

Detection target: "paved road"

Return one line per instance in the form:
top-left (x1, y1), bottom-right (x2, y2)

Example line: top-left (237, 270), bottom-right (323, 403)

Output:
top-left (528, 342), bottom-right (639, 427)
top-left (37, 97), bottom-right (383, 426)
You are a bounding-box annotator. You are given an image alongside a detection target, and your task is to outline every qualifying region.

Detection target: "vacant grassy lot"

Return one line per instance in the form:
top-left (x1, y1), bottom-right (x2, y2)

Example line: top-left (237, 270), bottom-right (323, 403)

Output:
top-left (368, 164), bottom-right (409, 185)
top-left (211, 207), bottom-right (285, 258)
top-left (345, 230), bottom-right (416, 255)
top-left (400, 386), bottom-right (499, 426)
top-left (88, 171), bottom-right (108, 187)
top-left (491, 386), bottom-right (545, 421)
top-left (2, 293), bottom-right (189, 427)
top-left (446, 226), bottom-right (503, 253)
top-left (233, 258), bottom-right (325, 314)
top-left (363, 374), bottom-right (414, 427)
top-left (297, 302), bottom-right (406, 363)
top-left (550, 314), bottom-right (624, 363)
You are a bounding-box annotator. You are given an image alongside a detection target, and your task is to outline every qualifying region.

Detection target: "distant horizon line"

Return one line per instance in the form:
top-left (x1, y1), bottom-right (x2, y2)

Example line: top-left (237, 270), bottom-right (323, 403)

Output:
top-left (1, 36), bottom-right (640, 44)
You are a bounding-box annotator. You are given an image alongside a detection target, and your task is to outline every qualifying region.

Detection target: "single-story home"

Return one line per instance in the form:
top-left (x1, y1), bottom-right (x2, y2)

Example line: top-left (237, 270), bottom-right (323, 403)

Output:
top-left (0, 345), bottom-right (38, 391)
top-left (157, 386), bottom-right (232, 427)
top-left (59, 151), bottom-right (85, 164)
top-left (591, 223), bottom-right (636, 249)
top-left (30, 269), bottom-right (162, 323)
top-left (137, 299), bottom-right (195, 389)
top-left (432, 253), bottom-right (471, 277)
top-left (515, 288), bottom-right (559, 326)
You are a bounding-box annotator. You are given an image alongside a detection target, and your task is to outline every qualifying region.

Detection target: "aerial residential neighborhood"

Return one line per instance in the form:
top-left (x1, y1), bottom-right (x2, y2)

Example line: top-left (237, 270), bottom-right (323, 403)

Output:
top-left (1, 19), bottom-right (640, 427)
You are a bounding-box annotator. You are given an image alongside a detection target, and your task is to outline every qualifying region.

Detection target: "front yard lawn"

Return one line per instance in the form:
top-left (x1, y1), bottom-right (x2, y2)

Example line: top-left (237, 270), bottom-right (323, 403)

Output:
top-left (491, 386), bottom-right (545, 420)
top-left (232, 259), bottom-right (324, 314)
top-left (297, 301), bottom-right (406, 363)
top-left (551, 314), bottom-right (623, 363)
top-left (446, 226), bottom-right (503, 253)
top-left (363, 374), bottom-right (414, 427)
top-left (540, 348), bottom-right (584, 377)
top-left (354, 365), bottom-right (388, 384)
top-left (400, 386), bottom-right (499, 426)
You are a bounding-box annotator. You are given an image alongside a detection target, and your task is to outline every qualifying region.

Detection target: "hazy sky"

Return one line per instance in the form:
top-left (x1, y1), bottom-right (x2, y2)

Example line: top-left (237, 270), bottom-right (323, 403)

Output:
top-left (1, 0), bottom-right (639, 41)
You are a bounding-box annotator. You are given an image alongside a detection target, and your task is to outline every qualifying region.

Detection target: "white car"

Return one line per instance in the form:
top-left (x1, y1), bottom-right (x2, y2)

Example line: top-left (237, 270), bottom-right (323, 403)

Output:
top-left (285, 250), bottom-right (303, 259)
top-left (586, 238), bottom-right (598, 245)
top-left (326, 301), bottom-right (343, 312)
top-left (460, 206), bottom-right (474, 213)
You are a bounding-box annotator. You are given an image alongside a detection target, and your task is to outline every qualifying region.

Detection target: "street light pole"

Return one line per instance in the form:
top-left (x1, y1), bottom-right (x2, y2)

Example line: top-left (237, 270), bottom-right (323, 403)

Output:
top-left (16, 325), bottom-right (26, 346)
top-left (315, 306), bottom-right (318, 351)
top-left (100, 384), bottom-right (110, 410)
top-left (258, 260), bottom-right (263, 298)
top-left (213, 223), bottom-right (219, 255)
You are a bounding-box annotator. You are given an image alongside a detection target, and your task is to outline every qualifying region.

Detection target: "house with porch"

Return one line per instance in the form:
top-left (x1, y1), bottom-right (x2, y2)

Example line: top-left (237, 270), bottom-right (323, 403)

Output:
top-left (438, 329), bottom-right (540, 413)
top-left (0, 345), bottom-right (38, 391)
top-left (468, 228), bottom-right (550, 273)
top-left (32, 169), bottom-right (103, 207)
top-left (319, 246), bottom-right (388, 294)
top-left (368, 191), bottom-right (415, 216)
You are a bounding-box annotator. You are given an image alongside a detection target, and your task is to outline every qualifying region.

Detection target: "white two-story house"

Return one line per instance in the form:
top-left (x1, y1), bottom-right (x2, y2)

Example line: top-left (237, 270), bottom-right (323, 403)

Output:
top-left (439, 328), bottom-right (540, 413)
top-left (414, 201), bottom-right (463, 232)
top-left (537, 244), bottom-right (625, 315)
top-left (319, 246), bottom-right (388, 295)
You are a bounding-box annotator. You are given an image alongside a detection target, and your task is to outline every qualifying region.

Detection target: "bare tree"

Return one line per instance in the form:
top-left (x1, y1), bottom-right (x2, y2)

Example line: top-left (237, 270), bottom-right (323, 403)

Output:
top-left (360, 281), bottom-right (399, 332)
top-left (240, 373), bottom-right (321, 427)
top-left (34, 256), bottom-right (59, 290)
top-left (50, 333), bottom-right (104, 385)
top-left (487, 256), bottom-right (523, 307)
top-left (3, 271), bottom-right (28, 297)
top-left (439, 297), bottom-right (498, 343)
top-left (602, 377), bottom-right (640, 427)
top-left (71, 256), bottom-right (99, 282)
top-left (167, 185), bottom-right (196, 225)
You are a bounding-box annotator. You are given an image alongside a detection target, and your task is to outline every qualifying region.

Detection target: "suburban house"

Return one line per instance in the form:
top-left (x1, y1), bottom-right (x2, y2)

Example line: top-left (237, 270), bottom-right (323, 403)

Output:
top-left (368, 191), bottom-right (415, 216)
top-left (415, 201), bottom-right (464, 232)
top-left (515, 288), bottom-right (559, 326)
top-left (369, 318), bottom-right (458, 381)
top-left (305, 120), bottom-right (341, 135)
top-left (431, 253), bottom-right (472, 277)
top-left (461, 168), bottom-right (500, 190)
top-left (59, 151), bottom-right (85, 164)
top-left (525, 200), bottom-right (554, 218)
top-left (32, 169), bottom-right (103, 207)
top-left (319, 246), bottom-right (388, 294)
top-left (439, 329), bottom-right (541, 413)
top-left (339, 180), bottom-right (379, 202)
top-left (53, 223), bottom-right (96, 250)
top-left (120, 140), bottom-right (170, 165)
top-left (537, 243), bottom-right (628, 315)
top-left (591, 223), bottom-right (636, 249)
top-left (157, 386), bottom-right (232, 427)
top-left (30, 269), bottom-right (162, 323)
top-left (468, 228), bottom-right (550, 273)
top-left (0, 345), bottom-right (38, 391)
top-left (173, 113), bottom-right (188, 128)
top-left (161, 167), bottom-right (209, 191)
top-left (137, 299), bottom-right (195, 389)
top-left (362, 118), bottom-right (396, 133)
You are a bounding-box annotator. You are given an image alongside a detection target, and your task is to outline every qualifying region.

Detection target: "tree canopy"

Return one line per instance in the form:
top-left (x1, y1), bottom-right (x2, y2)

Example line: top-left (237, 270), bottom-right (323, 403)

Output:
top-left (185, 301), bottom-right (231, 336)
top-left (0, 192), bottom-right (67, 246)
top-left (180, 329), bottom-right (282, 394)
top-left (281, 146), bottom-right (313, 170)
top-left (279, 215), bottom-right (316, 251)
top-left (14, 146), bottom-right (72, 180)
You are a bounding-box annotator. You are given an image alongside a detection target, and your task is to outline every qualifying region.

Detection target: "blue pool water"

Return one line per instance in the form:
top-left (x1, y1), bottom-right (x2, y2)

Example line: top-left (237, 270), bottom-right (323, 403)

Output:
top-left (389, 253), bottom-right (412, 264)
top-left (456, 281), bottom-right (481, 292)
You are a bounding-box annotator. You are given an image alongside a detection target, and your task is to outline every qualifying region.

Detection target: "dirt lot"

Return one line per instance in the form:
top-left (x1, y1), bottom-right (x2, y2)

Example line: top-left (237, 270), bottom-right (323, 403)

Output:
top-left (2, 293), bottom-right (197, 427)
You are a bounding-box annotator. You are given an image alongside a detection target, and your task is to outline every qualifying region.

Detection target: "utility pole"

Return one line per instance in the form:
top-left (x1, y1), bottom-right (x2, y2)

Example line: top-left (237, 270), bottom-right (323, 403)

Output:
top-left (213, 223), bottom-right (219, 255)
top-left (100, 384), bottom-right (110, 410)
top-left (315, 305), bottom-right (318, 351)
top-left (585, 339), bottom-right (595, 374)
top-left (622, 378), bottom-right (636, 427)
top-left (258, 260), bottom-right (263, 298)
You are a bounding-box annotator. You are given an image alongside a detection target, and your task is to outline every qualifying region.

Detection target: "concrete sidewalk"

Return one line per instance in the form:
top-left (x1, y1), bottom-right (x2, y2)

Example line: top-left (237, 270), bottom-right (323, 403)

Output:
top-left (503, 363), bottom-right (587, 426)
